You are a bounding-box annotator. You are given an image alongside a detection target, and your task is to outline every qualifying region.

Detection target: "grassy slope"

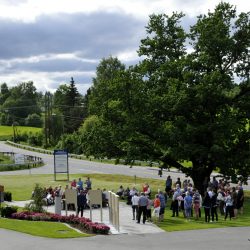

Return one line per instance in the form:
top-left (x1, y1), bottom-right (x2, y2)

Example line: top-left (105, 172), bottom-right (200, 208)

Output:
top-left (0, 173), bottom-right (249, 233)
top-left (0, 125), bottom-right (41, 136)
top-left (159, 193), bottom-right (250, 231)
top-left (0, 173), bottom-right (166, 200)
top-left (0, 218), bottom-right (88, 238)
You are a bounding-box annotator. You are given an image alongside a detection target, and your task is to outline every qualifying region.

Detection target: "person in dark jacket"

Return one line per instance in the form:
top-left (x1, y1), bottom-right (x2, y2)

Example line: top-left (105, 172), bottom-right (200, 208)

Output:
top-left (211, 189), bottom-right (218, 222)
top-left (77, 190), bottom-right (87, 217)
top-left (203, 190), bottom-right (212, 223)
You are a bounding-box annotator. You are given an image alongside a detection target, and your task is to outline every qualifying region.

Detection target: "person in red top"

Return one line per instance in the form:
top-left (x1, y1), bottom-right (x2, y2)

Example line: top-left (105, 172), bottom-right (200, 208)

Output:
top-left (153, 194), bottom-right (161, 222)
top-left (71, 179), bottom-right (77, 188)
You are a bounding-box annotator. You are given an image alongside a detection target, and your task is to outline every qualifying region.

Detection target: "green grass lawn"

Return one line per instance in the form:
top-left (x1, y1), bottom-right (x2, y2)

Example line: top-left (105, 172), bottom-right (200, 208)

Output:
top-left (0, 173), bottom-right (249, 233)
top-left (0, 173), bottom-right (166, 200)
top-left (158, 192), bottom-right (250, 231)
top-left (0, 125), bottom-right (41, 137)
top-left (0, 218), bottom-right (89, 238)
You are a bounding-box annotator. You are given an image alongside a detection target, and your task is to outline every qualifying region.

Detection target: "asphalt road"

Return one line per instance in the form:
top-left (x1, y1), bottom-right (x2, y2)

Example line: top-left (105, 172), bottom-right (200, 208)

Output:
top-left (0, 227), bottom-right (250, 250)
top-left (0, 141), bottom-right (249, 191)
top-left (0, 141), bottom-right (187, 180)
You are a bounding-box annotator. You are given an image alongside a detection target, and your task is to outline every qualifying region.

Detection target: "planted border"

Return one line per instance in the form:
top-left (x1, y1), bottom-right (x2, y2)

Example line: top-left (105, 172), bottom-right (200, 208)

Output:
top-left (11, 211), bottom-right (110, 235)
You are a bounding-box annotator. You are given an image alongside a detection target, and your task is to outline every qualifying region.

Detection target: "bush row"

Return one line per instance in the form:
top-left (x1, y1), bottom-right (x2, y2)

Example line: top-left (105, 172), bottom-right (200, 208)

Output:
top-left (11, 211), bottom-right (110, 234)
top-left (0, 206), bottom-right (17, 217)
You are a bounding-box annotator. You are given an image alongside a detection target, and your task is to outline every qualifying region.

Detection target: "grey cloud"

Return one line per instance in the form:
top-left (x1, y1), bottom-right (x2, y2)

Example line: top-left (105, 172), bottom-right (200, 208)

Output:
top-left (0, 12), bottom-right (146, 60)
top-left (1, 0), bottom-right (27, 5)
top-left (7, 58), bottom-right (98, 72)
top-left (52, 74), bottom-right (94, 85)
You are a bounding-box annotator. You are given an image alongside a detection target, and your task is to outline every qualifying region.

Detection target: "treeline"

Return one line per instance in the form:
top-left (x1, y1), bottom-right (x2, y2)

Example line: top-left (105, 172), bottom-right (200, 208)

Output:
top-left (0, 3), bottom-right (250, 192)
top-left (0, 78), bottom-right (87, 146)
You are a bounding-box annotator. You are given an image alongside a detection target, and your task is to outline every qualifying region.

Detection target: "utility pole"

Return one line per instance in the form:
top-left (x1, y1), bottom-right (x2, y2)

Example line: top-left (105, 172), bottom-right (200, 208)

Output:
top-left (44, 92), bottom-right (52, 147)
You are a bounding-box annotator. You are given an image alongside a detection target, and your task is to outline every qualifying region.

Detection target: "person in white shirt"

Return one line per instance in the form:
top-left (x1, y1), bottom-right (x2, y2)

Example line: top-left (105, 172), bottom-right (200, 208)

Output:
top-left (131, 193), bottom-right (140, 220)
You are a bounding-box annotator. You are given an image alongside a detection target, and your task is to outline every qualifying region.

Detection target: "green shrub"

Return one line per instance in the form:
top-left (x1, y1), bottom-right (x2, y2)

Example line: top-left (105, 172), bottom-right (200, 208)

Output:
top-left (25, 113), bottom-right (43, 128)
top-left (24, 183), bottom-right (46, 213)
top-left (0, 206), bottom-right (18, 218)
top-left (4, 192), bottom-right (12, 202)
top-left (27, 132), bottom-right (44, 146)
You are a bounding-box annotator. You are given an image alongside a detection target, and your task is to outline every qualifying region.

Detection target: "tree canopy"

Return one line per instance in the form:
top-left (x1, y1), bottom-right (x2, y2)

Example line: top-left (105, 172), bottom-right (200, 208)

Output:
top-left (80, 2), bottom-right (250, 192)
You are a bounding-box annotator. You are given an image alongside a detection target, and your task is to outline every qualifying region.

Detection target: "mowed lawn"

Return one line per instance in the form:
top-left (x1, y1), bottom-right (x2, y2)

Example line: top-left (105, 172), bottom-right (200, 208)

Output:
top-left (159, 192), bottom-right (250, 231)
top-left (0, 218), bottom-right (89, 238)
top-left (0, 173), bottom-right (166, 200)
top-left (0, 125), bottom-right (42, 137)
top-left (0, 173), bottom-right (249, 233)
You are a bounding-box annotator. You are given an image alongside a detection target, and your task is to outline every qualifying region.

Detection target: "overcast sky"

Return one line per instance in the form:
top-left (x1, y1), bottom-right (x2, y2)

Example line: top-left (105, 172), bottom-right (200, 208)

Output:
top-left (0, 0), bottom-right (249, 95)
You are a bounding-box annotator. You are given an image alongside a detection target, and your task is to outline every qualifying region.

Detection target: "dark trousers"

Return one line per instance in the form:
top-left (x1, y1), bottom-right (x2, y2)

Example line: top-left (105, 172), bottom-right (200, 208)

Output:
top-left (225, 205), bottom-right (234, 220)
top-left (132, 205), bottom-right (138, 220)
top-left (172, 200), bottom-right (179, 216)
top-left (146, 208), bottom-right (151, 220)
top-left (204, 207), bottom-right (211, 222)
top-left (137, 206), bottom-right (147, 223)
top-left (211, 206), bottom-right (218, 221)
top-left (77, 205), bottom-right (85, 217)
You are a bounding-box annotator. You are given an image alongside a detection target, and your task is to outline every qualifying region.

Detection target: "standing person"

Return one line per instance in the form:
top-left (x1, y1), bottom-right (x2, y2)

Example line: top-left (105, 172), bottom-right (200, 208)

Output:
top-left (158, 191), bottom-right (166, 222)
top-left (203, 190), bottom-right (212, 223)
top-left (143, 183), bottom-right (151, 198)
top-left (158, 167), bottom-right (163, 177)
top-left (131, 193), bottom-right (139, 220)
top-left (212, 177), bottom-right (219, 191)
top-left (128, 186), bottom-right (137, 205)
top-left (153, 194), bottom-right (161, 222)
top-left (146, 195), bottom-right (153, 222)
top-left (211, 189), bottom-right (218, 222)
top-left (224, 190), bottom-right (234, 220)
top-left (85, 177), bottom-right (92, 190)
top-left (137, 192), bottom-right (148, 224)
top-left (237, 185), bottom-right (244, 215)
top-left (184, 191), bottom-right (192, 220)
top-left (71, 179), bottom-right (77, 188)
top-left (217, 188), bottom-right (225, 215)
top-left (175, 177), bottom-right (181, 188)
top-left (77, 178), bottom-right (83, 190)
top-left (172, 185), bottom-right (181, 217)
top-left (77, 190), bottom-right (87, 217)
top-left (192, 189), bottom-right (201, 220)
top-left (231, 187), bottom-right (238, 218)
top-left (165, 175), bottom-right (172, 197)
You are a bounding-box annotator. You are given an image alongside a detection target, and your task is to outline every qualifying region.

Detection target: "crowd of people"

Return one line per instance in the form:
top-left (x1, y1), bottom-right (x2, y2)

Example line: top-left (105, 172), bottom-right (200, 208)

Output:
top-left (34, 174), bottom-right (245, 224)
top-left (167, 175), bottom-right (245, 222)
top-left (34, 177), bottom-right (93, 217)
top-left (116, 175), bottom-right (245, 225)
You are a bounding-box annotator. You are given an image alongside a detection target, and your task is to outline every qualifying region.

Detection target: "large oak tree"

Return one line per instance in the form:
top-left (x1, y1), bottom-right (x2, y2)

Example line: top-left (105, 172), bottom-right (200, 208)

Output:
top-left (81, 3), bottom-right (250, 192)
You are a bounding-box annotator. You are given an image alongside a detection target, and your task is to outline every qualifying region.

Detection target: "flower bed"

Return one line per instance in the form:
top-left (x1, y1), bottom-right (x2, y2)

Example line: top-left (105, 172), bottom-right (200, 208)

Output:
top-left (11, 211), bottom-right (110, 235)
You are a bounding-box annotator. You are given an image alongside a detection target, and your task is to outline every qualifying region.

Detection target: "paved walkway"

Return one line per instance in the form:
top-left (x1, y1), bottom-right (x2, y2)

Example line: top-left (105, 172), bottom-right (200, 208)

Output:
top-left (6, 200), bottom-right (164, 235)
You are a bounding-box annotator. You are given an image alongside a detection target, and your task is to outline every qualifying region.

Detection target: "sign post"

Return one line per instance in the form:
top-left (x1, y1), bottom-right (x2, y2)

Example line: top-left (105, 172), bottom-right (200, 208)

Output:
top-left (54, 149), bottom-right (69, 181)
top-left (88, 190), bottom-right (103, 222)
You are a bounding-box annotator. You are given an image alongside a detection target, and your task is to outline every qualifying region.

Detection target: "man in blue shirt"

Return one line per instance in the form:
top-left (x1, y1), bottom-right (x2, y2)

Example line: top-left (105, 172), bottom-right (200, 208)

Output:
top-left (77, 178), bottom-right (83, 190)
top-left (158, 191), bottom-right (166, 222)
top-left (137, 192), bottom-right (148, 224)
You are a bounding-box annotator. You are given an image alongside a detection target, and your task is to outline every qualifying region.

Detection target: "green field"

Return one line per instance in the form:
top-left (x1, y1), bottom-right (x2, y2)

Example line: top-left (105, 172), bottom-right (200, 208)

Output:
top-left (0, 125), bottom-right (42, 137)
top-left (0, 173), bottom-right (166, 200)
top-left (0, 218), bottom-right (88, 238)
top-left (0, 173), bottom-right (249, 235)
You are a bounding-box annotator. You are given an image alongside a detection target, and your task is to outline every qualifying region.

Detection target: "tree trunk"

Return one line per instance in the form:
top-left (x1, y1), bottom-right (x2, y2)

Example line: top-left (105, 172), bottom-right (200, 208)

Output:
top-left (190, 161), bottom-right (213, 196)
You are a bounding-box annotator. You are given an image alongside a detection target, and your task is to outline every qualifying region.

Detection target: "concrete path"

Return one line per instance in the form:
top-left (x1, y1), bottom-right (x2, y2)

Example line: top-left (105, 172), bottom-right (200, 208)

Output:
top-left (5, 200), bottom-right (164, 235)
